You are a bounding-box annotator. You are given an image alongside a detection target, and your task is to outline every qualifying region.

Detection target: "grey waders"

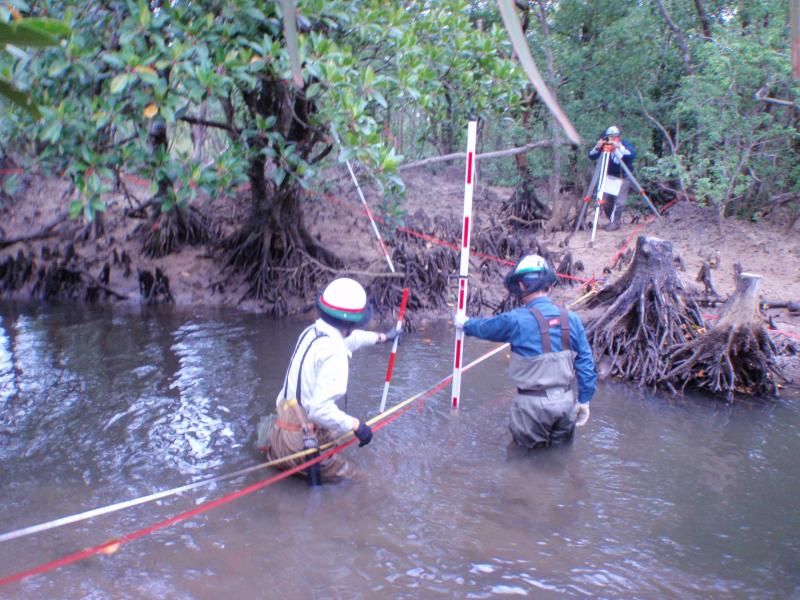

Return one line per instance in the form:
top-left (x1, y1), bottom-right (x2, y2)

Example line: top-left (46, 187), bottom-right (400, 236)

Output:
top-left (507, 307), bottom-right (579, 448)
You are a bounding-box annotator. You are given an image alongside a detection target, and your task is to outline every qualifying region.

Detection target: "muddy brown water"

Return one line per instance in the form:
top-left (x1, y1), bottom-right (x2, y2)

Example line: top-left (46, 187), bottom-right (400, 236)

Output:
top-left (0, 302), bottom-right (798, 599)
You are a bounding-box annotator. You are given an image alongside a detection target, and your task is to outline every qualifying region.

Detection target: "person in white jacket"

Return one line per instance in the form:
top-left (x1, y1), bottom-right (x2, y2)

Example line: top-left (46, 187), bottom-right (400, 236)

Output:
top-left (265, 277), bottom-right (398, 484)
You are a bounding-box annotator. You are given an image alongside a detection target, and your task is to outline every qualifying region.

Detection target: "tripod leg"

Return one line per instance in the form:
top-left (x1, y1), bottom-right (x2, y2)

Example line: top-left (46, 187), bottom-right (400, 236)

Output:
top-left (590, 204), bottom-right (601, 242)
top-left (573, 158), bottom-right (602, 234)
top-left (615, 154), bottom-right (661, 219)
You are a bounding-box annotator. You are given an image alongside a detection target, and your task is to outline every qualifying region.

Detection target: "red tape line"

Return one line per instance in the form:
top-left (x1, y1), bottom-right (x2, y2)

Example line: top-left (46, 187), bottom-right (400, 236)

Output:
top-left (0, 439), bottom-right (355, 587)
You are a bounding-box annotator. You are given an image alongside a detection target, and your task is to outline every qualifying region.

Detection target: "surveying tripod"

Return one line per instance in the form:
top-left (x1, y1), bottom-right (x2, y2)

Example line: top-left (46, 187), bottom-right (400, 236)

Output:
top-left (573, 141), bottom-right (661, 242)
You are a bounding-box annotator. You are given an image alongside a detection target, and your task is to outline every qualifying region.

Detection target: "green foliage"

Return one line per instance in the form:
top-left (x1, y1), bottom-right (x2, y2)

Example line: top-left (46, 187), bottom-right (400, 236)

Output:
top-left (520, 0), bottom-right (799, 219)
top-left (669, 7), bottom-right (799, 215)
top-left (1, 0), bottom-right (797, 228)
top-left (2, 0), bottom-right (524, 223)
top-left (0, 2), bottom-right (69, 119)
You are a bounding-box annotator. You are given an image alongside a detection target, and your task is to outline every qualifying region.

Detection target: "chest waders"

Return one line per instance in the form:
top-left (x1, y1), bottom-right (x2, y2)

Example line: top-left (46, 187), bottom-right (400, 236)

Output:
top-left (507, 307), bottom-right (579, 449)
top-left (270, 326), bottom-right (329, 486)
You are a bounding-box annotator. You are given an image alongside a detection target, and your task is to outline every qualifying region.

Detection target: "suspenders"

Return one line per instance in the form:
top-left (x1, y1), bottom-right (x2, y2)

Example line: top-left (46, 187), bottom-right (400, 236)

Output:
top-left (281, 326), bottom-right (328, 407)
top-left (528, 306), bottom-right (571, 353)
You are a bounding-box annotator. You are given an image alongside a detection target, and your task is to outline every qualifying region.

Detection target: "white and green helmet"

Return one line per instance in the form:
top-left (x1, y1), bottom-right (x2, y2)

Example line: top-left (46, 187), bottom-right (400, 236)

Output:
top-left (505, 254), bottom-right (556, 296)
top-left (317, 277), bottom-right (373, 325)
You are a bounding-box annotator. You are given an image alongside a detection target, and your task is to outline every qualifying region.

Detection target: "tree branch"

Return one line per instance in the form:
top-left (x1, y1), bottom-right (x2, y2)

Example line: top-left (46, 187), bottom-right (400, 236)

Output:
top-left (297, 250), bottom-right (403, 278)
top-left (398, 140), bottom-right (552, 171)
top-left (308, 143), bottom-right (333, 165)
top-left (0, 214), bottom-right (68, 249)
top-left (179, 115), bottom-right (241, 134)
top-left (655, 0), bottom-right (694, 74)
top-left (63, 268), bottom-right (129, 300)
top-left (754, 86), bottom-right (798, 108)
top-left (693, 0), bottom-right (712, 38)
top-left (98, 132), bottom-right (138, 152)
top-left (637, 90), bottom-right (689, 198)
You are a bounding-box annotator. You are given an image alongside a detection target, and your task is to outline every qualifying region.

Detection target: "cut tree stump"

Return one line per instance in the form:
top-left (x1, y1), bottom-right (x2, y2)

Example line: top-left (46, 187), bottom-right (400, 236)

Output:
top-left (663, 272), bottom-right (785, 401)
top-left (579, 236), bottom-right (705, 387)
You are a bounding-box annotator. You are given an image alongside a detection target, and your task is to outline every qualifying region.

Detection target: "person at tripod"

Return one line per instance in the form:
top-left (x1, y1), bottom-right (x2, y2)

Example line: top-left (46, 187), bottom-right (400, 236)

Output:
top-left (588, 125), bottom-right (637, 231)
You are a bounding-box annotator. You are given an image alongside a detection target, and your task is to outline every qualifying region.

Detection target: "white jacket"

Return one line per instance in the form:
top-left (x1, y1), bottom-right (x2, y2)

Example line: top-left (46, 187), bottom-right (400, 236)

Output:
top-left (275, 318), bottom-right (380, 435)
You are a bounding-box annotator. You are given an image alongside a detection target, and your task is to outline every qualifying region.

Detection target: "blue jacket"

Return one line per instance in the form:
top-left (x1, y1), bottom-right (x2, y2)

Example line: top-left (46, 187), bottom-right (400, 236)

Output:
top-left (463, 296), bottom-right (597, 404)
top-left (588, 137), bottom-right (636, 179)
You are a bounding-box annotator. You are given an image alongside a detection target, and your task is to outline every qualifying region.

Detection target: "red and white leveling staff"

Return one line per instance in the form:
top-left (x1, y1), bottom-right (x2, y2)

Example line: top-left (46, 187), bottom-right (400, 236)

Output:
top-left (379, 286), bottom-right (409, 411)
top-left (330, 126), bottom-right (410, 412)
top-left (450, 121), bottom-right (478, 410)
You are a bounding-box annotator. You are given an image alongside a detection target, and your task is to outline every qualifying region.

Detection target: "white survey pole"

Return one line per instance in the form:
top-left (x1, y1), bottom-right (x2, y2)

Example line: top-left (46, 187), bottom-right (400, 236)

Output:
top-left (330, 125), bottom-right (396, 272)
top-left (450, 121), bottom-right (477, 410)
top-left (330, 125), bottom-right (411, 412)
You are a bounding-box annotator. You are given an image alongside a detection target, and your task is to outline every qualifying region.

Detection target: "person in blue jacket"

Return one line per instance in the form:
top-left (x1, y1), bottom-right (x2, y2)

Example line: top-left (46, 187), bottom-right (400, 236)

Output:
top-left (588, 124), bottom-right (637, 231)
top-left (455, 255), bottom-right (596, 448)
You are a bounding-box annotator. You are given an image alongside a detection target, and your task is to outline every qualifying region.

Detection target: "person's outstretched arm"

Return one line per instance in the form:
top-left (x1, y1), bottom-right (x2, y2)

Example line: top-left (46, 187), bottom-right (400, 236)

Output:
top-left (462, 312), bottom-right (517, 343)
top-left (569, 312), bottom-right (597, 404)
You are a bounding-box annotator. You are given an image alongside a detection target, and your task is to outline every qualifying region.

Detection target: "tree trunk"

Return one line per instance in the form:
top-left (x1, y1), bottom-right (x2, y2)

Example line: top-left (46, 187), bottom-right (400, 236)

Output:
top-left (693, 0), bottom-right (712, 38)
top-left (191, 101), bottom-right (207, 163)
top-left (580, 236), bottom-right (705, 387)
top-left (225, 162), bottom-right (341, 314)
top-left (535, 0), bottom-right (565, 234)
top-left (664, 272), bottom-right (786, 400)
top-left (139, 118), bottom-right (210, 257)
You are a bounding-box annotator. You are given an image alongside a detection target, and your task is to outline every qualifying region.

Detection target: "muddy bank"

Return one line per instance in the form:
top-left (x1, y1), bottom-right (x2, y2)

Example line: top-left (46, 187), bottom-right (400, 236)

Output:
top-left (1, 167), bottom-right (798, 382)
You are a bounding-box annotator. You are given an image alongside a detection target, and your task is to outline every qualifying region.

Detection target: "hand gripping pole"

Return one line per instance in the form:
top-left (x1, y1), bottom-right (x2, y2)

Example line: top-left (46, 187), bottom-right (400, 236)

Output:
top-left (450, 121), bottom-right (477, 409)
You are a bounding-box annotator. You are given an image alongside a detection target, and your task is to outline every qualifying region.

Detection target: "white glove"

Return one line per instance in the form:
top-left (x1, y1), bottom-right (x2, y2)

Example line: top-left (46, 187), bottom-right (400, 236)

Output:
top-left (575, 403), bottom-right (590, 427)
top-left (454, 313), bottom-right (469, 329)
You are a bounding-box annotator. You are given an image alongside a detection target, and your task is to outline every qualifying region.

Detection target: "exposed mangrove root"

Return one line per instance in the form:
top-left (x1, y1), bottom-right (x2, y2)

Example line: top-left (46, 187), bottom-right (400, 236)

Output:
top-left (695, 259), bottom-right (720, 300)
top-left (663, 272), bottom-right (786, 400)
top-left (30, 244), bottom-right (84, 301)
top-left (112, 248), bottom-right (133, 278)
top-left (377, 232), bottom-right (458, 323)
top-left (84, 262), bottom-right (128, 302)
top-left (137, 204), bottom-right (211, 259)
top-left (224, 216), bottom-right (341, 318)
top-left (500, 178), bottom-right (552, 230)
top-left (366, 212), bottom-right (583, 323)
top-left (0, 250), bottom-right (35, 293)
top-left (579, 236), bottom-right (705, 387)
top-left (138, 268), bottom-right (174, 304)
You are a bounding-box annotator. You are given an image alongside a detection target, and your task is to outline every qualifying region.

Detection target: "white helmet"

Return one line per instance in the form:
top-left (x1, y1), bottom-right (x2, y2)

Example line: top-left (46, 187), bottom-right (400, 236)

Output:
top-left (317, 277), bottom-right (372, 325)
top-left (604, 125), bottom-right (621, 137)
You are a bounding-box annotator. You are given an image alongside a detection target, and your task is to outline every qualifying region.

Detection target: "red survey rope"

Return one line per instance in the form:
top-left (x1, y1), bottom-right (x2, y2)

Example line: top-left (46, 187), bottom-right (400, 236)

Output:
top-left (0, 438), bottom-right (351, 587)
top-left (0, 337), bottom-right (511, 587)
top-left (0, 413), bottom-right (404, 587)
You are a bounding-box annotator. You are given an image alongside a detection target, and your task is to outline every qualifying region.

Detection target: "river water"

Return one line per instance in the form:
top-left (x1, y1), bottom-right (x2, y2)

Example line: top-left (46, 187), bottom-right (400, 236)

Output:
top-left (0, 302), bottom-right (798, 599)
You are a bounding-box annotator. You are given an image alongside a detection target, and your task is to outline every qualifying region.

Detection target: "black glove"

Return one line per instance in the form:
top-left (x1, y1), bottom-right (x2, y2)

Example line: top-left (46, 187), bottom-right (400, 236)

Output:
top-left (354, 420), bottom-right (373, 447)
top-left (383, 327), bottom-right (400, 343)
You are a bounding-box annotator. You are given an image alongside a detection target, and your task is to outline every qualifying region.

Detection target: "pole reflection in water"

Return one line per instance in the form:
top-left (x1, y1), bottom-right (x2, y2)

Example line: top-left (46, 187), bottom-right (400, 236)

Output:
top-left (0, 302), bottom-right (798, 598)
